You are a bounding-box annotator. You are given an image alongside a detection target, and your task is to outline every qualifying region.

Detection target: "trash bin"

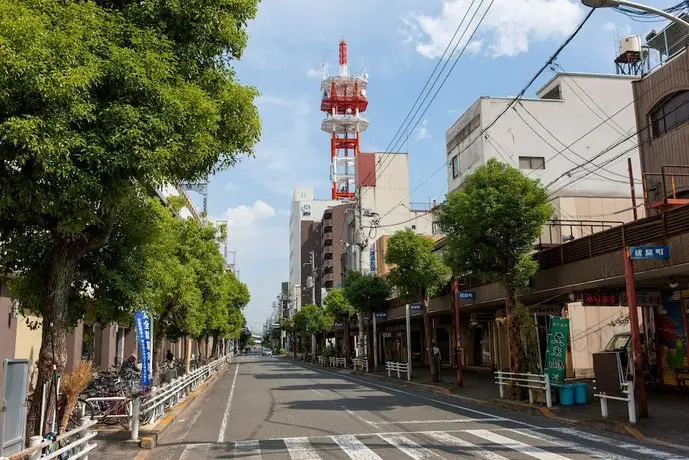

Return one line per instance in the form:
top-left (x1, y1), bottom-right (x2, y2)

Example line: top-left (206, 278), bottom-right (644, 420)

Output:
top-left (558, 384), bottom-right (575, 406)
top-left (574, 382), bottom-right (588, 404)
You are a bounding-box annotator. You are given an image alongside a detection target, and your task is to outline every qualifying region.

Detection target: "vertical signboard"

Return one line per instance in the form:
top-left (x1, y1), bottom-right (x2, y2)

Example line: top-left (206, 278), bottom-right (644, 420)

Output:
top-left (134, 310), bottom-right (152, 387)
top-left (369, 243), bottom-right (376, 274)
top-left (545, 316), bottom-right (570, 386)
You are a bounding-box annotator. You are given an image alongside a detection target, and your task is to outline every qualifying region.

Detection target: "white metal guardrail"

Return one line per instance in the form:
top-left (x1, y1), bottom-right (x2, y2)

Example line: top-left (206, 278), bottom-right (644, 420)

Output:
top-left (317, 356), bottom-right (326, 366)
top-left (351, 358), bottom-right (368, 372)
top-left (594, 379), bottom-right (636, 424)
top-left (495, 371), bottom-right (553, 408)
top-left (385, 361), bottom-right (410, 380)
top-left (2, 417), bottom-right (97, 460)
top-left (129, 356), bottom-right (226, 440)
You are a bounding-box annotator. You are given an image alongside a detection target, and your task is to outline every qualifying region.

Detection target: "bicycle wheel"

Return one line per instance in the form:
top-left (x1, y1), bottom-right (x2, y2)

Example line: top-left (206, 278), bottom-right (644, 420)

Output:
top-left (117, 400), bottom-right (133, 429)
top-left (68, 399), bottom-right (94, 430)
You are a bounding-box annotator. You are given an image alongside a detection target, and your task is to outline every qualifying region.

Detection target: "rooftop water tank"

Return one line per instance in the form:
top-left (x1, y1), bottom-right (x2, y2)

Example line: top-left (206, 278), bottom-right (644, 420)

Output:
top-left (619, 35), bottom-right (642, 55)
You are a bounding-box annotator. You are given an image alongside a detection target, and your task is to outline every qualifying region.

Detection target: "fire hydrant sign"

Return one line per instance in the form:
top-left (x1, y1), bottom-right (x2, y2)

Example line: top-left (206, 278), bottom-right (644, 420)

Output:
top-left (545, 316), bottom-right (570, 386)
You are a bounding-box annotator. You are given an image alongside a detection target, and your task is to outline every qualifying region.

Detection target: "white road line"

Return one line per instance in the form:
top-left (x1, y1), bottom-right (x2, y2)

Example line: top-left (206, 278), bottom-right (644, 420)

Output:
top-left (423, 431), bottom-right (509, 460)
top-left (217, 362), bottom-right (240, 443)
top-left (331, 434), bottom-right (384, 460)
top-left (310, 388), bottom-right (324, 396)
top-left (234, 439), bottom-right (261, 459)
top-left (178, 443), bottom-right (211, 460)
top-left (370, 418), bottom-right (505, 425)
top-left (284, 437), bottom-right (322, 460)
top-left (377, 432), bottom-right (445, 459)
top-left (341, 405), bottom-right (376, 427)
top-left (293, 362), bottom-right (535, 428)
top-left (467, 429), bottom-right (571, 460)
top-left (557, 428), bottom-right (686, 459)
top-left (516, 428), bottom-right (634, 460)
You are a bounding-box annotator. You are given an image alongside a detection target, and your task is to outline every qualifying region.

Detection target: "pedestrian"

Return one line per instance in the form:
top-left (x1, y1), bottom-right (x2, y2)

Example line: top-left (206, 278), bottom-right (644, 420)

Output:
top-left (432, 342), bottom-right (442, 383)
top-left (166, 349), bottom-right (174, 362)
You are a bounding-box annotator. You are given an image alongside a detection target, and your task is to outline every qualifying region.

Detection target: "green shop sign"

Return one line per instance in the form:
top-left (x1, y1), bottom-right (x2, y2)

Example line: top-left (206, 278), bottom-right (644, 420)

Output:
top-left (545, 316), bottom-right (570, 386)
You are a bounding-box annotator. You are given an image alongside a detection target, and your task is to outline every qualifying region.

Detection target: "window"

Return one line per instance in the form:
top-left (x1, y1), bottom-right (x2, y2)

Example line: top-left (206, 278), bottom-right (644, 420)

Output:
top-left (650, 91), bottom-right (689, 138)
top-left (451, 155), bottom-right (460, 178)
top-left (540, 85), bottom-right (561, 100)
top-left (519, 156), bottom-right (545, 170)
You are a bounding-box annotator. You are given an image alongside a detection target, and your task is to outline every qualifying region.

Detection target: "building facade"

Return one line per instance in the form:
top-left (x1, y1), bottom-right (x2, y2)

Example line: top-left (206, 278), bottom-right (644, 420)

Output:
top-left (446, 73), bottom-right (644, 243)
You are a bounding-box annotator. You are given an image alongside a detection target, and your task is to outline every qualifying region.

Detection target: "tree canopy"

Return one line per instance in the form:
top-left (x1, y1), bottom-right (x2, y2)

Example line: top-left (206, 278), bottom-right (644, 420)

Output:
top-left (343, 271), bottom-right (390, 314)
top-left (385, 229), bottom-right (450, 302)
top-left (323, 288), bottom-right (355, 319)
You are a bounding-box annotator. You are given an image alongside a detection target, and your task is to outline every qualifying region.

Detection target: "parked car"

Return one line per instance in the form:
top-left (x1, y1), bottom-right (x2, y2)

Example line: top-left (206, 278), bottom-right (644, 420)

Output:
top-left (262, 348), bottom-right (273, 356)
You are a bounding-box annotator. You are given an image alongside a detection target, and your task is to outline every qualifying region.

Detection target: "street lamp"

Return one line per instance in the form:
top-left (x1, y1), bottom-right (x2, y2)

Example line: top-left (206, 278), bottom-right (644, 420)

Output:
top-left (581, 0), bottom-right (689, 30)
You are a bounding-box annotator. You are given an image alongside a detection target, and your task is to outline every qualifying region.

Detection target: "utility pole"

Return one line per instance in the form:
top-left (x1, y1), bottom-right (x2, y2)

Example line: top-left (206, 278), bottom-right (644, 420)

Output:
top-left (310, 250), bottom-right (317, 305)
top-left (355, 189), bottom-right (368, 366)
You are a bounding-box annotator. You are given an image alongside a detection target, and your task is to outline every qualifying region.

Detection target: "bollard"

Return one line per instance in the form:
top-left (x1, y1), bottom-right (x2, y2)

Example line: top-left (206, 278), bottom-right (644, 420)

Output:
top-left (497, 371), bottom-right (505, 399)
top-left (544, 374), bottom-right (553, 409)
top-left (627, 380), bottom-right (637, 424)
top-left (131, 396), bottom-right (141, 441)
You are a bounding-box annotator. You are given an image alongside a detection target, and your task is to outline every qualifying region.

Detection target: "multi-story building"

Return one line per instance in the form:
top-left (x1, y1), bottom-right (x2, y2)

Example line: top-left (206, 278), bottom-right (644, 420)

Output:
top-left (446, 72), bottom-right (644, 244)
top-left (288, 188), bottom-right (341, 309)
top-left (344, 152), bottom-right (436, 274)
top-left (320, 203), bottom-right (352, 291)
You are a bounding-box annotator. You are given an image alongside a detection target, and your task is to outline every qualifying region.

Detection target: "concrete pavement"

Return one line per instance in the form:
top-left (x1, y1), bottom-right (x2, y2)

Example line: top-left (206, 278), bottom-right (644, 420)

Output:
top-left (144, 354), bottom-right (689, 459)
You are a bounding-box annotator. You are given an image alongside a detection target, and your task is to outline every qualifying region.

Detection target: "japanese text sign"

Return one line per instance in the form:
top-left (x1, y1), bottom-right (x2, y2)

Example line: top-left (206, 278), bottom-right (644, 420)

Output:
top-left (545, 316), bottom-right (570, 386)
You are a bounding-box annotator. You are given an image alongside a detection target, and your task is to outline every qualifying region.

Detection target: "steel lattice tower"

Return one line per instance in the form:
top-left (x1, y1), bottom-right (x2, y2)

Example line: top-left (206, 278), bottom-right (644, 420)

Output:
top-left (320, 41), bottom-right (369, 200)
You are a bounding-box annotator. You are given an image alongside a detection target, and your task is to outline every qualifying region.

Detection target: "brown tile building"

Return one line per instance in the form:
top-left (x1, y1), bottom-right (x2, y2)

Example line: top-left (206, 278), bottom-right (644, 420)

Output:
top-left (321, 204), bottom-right (351, 292)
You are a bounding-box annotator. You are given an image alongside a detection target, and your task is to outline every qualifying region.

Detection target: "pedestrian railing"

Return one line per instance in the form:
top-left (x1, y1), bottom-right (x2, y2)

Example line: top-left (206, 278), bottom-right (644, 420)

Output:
top-left (128, 356), bottom-right (226, 441)
top-left (4, 417), bottom-right (97, 460)
top-left (495, 371), bottom-right (552, 408)
top-left (328, 357), bottom-right (346, 368)
top-left (385, 361), bottom-right (409, 379)
top-left (594, 379), bottom-right (636, 423)
top-left (296, 353), bottom-right (305, 361)
top-left (317, 356), bottom-right (326, 366)
top-left (351, 358), bottom-right (368, 372)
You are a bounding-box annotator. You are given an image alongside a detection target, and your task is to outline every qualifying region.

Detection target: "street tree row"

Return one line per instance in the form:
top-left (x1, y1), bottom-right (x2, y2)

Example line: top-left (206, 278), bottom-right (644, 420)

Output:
top-left (0, 0), bottom-right (261, 437)
top-left (288, 159), bottom-right (552, 383)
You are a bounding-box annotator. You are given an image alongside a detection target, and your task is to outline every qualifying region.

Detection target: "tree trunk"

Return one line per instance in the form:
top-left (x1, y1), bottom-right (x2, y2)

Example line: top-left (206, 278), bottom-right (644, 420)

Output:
top-left (343, 318), bottom-right (351, 359)
top-left (26, 241), bottom-right (78, 438)
top-left (504, 285), bottom-right (518, 372)
top-left (210, 334), bottom-right (219, 359)
top-left (422, 295), bottom-right (439, 383)
top-left (152, 326), bottom-right (166, 384)
top-left (185, 336), bottom-right (191, 374)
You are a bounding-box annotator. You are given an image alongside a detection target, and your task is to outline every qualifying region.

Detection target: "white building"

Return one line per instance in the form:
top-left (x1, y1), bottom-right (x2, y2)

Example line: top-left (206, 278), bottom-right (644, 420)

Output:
top-left (446, 72), bottom-right (644, 244)
top-left (347, 152), bottom-right (437, 273)
top-left (288, 188), bottom-right (340, 311)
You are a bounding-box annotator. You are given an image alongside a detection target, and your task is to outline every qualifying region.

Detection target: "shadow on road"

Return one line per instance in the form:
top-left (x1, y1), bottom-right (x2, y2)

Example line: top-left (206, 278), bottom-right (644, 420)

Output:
top-left (271, 383), bottom-right (360, 391)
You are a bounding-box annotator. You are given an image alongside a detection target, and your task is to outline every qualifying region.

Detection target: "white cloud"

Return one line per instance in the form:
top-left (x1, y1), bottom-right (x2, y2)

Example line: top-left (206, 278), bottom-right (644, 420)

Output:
top-left (306, 67), bottom-right (323, 78)
top-left (416, 119), bottom-right (429, 140)
top-left (225, 200), bottom-right (275, 228)
top-left (404, 0), bottom-right (584, 58)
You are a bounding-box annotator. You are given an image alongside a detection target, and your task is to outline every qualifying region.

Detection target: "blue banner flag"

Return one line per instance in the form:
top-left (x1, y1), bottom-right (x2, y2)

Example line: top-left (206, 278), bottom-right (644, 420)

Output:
top-left (134, 311), bottom-right (152, 387)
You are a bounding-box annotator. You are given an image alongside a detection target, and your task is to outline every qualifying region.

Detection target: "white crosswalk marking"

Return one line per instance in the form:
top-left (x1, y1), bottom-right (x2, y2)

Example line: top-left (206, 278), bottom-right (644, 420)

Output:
top-left (234, 439), bottom-right (261, 459)
top-left (331, 434), bottom-right (383, 460)
top-left (557, 428), bottom-right (687, 460)
top-left (467, 429), bottom-right (571, 460)
top-left (377, 432), bottom-right (443, 459)
top-left (423, 431), bottom-right (509, 460)
top-left (284, 437), bottom-right (322, 460)
top-left (517, 428), bottom-right (635, 460)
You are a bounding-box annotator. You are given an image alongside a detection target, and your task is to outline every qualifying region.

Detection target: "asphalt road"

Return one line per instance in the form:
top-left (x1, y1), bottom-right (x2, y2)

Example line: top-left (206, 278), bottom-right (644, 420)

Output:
top-left (147, 353), bottom-right (688, 459)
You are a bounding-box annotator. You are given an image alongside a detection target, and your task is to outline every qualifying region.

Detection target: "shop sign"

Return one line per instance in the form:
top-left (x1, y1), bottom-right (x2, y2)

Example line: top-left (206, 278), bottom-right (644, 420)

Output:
top-left (409, 303), bottom-right (422, 312)
top-left (335, 322), bottom-right (344, 329)
top-left (581, 292), bottom-right (619, 306)
top-left (374, 312), bottom-right (387, 319)
top-left (629, 245), bottom-right (669, 260)
top-left (457, 291), bottom-right (475, 300)
top-left (370, 243), bottom-right (376, 273)
top-left (619, 290), bottom-right (661, 307)
top-left (545, 316), bottom-right (570, 386)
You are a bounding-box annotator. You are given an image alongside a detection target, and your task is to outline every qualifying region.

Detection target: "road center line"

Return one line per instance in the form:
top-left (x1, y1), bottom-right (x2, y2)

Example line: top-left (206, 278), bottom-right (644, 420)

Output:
top-left (340, 404), bottom-right (376, 427)
top-left (370, 418), bottom-right (506, 425)
top-left (217, 362), bottom-right (240, 443)
top-left (310, 388), bottom-right (324, 396)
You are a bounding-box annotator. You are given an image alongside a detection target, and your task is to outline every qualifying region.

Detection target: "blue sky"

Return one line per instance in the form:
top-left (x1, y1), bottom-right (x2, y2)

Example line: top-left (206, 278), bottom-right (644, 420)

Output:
top-left (186, 0), bottom-right (674, 332)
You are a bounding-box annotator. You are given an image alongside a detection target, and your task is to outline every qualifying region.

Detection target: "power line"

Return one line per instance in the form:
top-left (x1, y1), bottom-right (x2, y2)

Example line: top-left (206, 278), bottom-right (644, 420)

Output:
top-left (372, 9), bottom-right (596, 224)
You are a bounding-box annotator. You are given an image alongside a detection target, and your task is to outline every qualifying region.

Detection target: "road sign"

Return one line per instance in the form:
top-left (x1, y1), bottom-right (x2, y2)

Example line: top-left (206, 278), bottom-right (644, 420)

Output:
top-left (457, 291), bottom-right (475, 300)
top-left (374, 312), bottom-right (387, 319)
top-left (409, 303), bottom-right (422, 311)
top-left (629, 245), bottom-right (670, 260)
top-left (545, 316), bottom-right (570, 386)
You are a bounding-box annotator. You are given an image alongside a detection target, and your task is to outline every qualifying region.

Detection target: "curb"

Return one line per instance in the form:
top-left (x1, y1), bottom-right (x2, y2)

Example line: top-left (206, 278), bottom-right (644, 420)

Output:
top-left (135, 362), bottom-right (230, 453)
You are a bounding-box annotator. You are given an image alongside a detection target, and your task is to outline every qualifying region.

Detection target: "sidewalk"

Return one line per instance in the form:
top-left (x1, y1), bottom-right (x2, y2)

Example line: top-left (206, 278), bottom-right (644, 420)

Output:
top-left (349, 364), bottom-right (689, 449)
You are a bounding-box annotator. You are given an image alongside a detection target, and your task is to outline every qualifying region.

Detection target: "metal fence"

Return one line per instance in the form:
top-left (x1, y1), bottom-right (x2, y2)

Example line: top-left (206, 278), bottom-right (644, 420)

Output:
top-left (0, 359), bottom-right (29, 457)
top-left (2, 417), bottom-right (96, 460)
top-left (494, 371), bottom-right (552, 408)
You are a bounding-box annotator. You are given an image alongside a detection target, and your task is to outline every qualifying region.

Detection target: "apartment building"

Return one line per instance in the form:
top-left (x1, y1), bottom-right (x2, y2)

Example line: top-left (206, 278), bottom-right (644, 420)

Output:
top-left (446, 72), bottom-right (644, 244)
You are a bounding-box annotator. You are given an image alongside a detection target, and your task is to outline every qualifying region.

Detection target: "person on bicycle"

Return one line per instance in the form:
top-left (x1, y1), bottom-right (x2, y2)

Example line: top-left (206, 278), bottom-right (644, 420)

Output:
top-left (120, 354), bottom-right (139, 374)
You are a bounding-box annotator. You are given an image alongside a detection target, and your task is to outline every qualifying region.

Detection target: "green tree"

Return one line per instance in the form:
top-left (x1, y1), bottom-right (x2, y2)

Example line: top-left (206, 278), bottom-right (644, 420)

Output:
top-left (280, 317), bottom-right (297, 358)
top-left (323, 288), bottom-right (355, 359)
top-left (296, 304), bottom-right (334, 361)
top-left (385, 229), bottom-right (450, 382)
top-left (0, 0), bottom-right (260, 434)
top-left (343, 272), bottom-right (390, 368)
top-left (436, 159), bottom-right (552, 371)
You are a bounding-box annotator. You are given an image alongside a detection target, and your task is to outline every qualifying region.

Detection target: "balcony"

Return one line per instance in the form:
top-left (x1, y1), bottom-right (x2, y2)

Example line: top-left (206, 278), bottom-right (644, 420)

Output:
top-left (323, 218), bottom-right (333, 230)
top-left (643, 165), bottom-right (689, 211)
top-left (323, 246), bottom-right (333, 257)
top-left (323, 232), bottom-right (333, 243)
top-left (322, 259), bottom-right (334, 270)
top-left (323, 273), bottom-right (334, 283)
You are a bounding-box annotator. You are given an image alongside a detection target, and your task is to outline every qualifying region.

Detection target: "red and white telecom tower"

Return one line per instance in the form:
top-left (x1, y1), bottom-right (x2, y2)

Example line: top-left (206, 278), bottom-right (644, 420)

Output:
top-left (320, 40), bottom-right (369, 201)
